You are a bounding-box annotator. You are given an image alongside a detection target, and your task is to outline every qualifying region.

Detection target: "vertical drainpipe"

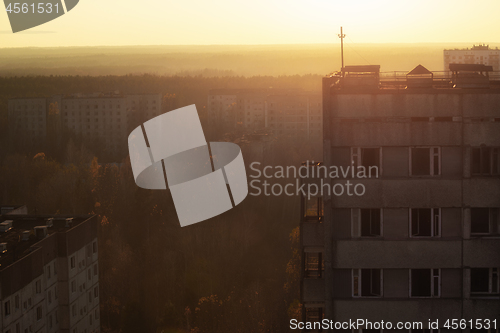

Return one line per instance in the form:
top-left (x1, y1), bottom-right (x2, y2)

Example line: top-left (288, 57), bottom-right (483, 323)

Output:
top-left (459, 92), bottom-right (465, 320)
top-left (322, 76), bottom-right (335, 329)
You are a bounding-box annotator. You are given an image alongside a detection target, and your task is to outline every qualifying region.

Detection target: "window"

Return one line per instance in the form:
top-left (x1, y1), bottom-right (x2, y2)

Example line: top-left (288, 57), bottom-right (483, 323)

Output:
top-left (14, 295), bottom-right (19, 310)
top-left (410, 147), bottom-right (440, 176)
top-left (71, 280), bottom-right (76, 293)
top-left (359, 209), bottom-right (382, 237)
top-left (471, 268), bottom-right (499, 296)
top-left (353, 269), bottom-right (382, 297)
top-left (48, 290), bottom-right (52, 304)
top-left (304, 307), bottom-right (324, 324)
top-left (303, 196), bottom-right (323, 222)
top-left (304, 252), bottom-right (323, 278)
top-left (88, 292), bottom-right (92, 303)
top-left (70, 256), bottom-right (76, 269)
top-left (47, 266), bottom-right (51, 279)
top-left (35, 280), bottom-right (41, 294)
top-left (16, 323), bottom-right (20, 333)
top-left (471, 208), bottom-right (499, 235)
top-left (94, 286), bottom-right (99, 298)
top-left (410, 269), bottom-right (440, 297)
top-left (36, 306), bottom-right (42, 321)
top-left (410, 208), bottom-right (441, 237)
top-left (54, 262), bottom-right (57, 275)
top-left (472, 147), bottom-right (500, 175)
top-left (5, 300), bottom-right (11, 316)
top-left (72, 304), bottom-right (77, 317)
top-left (88, 269), bottom-right (92, 280)
top-left (55, 286), bottom-right (58, 299)
top-left (94, 264), bottom-right (98, 276)
top-left (48, 314), bottom-right (52, 329)
top-left (352, 148), bottom-right (381, 176)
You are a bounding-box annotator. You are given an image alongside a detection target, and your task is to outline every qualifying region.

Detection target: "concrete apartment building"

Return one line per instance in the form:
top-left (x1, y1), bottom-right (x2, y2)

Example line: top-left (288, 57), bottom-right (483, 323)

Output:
top-left (8, 98), bottom-right (51, 143)
top-left (207, 89), bottom-right (322, 139)
top-left (207, 89), bottom-right (240, 129)
top-left (8, 93), bottom-right (162, 154)
top-left (444, 44), bottom-right (500, 72)
top-left (266, 93), bottom-right (322, 139)
top-left (300, 64), bottom-right (500, 330)
top-left (59, 93), bottom-right (161, 153)
top-left (0, 213), bottom-right (100, 333)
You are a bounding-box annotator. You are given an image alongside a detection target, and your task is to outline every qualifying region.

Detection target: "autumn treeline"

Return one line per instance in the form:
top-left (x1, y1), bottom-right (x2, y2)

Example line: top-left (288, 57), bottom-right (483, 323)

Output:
top-left (0, 74), bottom-right (325, 332)
top-left (0, 140), bottom-right (305, 332)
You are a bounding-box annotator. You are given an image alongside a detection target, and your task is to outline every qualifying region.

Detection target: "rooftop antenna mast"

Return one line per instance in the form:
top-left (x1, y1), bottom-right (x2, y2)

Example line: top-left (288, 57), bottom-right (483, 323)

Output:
top-left (338, 26), bottom-right (346, 75)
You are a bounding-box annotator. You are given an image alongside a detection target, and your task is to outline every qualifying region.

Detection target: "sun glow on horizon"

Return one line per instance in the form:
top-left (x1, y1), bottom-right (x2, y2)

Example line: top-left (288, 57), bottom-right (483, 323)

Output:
top-left (1, 0), bottom-right (499, 48)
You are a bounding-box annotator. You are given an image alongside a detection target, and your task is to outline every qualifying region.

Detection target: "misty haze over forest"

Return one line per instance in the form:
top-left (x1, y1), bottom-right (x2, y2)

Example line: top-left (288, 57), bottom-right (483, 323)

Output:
top-left (1, 43), bottom-right (498, 77)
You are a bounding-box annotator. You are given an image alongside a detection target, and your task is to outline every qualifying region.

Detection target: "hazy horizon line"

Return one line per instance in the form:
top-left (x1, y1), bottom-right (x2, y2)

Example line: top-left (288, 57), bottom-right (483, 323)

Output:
top-left (1, 41), bottom-right (500, 50)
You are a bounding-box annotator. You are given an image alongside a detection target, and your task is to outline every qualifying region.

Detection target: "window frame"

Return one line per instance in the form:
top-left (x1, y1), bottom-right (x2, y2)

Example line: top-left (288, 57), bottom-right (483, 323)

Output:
top-left (351, 208), bottom-right (383, 238)
top-left (409, 208), bottom-right (441, 238)
top-left (409, 146), bottom-right (441, 177)
top-left (302, 196), bottom-right (323, 222)
top-left (36, 306), bottom-right (42, 321)
top-left (352, 268), bottom-right (383, 298)
top-left (35, 280), bottom-right (41, 294)
top-left (470, 267), bottom-right (500, 296)
top-left (351, 147), bottom-right (383, 177)
top-left (470, 208), bottom-right (499, 236)
top-left (5, 300), bottom-right (11, 317)
top-left (409, 268), bottom-right (441, 298)
top-left (304, 251), bottom-right (324, 278)
top-left (471, 146), bottom-right (500, 176)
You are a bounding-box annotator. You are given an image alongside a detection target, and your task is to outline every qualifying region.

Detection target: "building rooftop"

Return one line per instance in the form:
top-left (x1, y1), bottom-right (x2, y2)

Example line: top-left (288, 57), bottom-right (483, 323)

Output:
top-left (444, 44), bottom-right (499, 51)
top-left (328, 64), bottom-right (500, 90)
top-left (0, 214), bottom-right (94, 271)
top-left (407, 64), bottom-right (433, 76)
top-left (0, 205), bottom-right (27, 215)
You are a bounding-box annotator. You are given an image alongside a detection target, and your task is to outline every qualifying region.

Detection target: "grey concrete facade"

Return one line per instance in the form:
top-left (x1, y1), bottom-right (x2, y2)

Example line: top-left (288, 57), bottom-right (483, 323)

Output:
top-left (0, 215), bottom-right (100, 333)
top-left (300, 71), bottom-right (500, 332)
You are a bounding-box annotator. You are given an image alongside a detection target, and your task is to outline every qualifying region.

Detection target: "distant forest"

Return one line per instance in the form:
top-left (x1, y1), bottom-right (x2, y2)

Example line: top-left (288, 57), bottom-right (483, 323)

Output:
top-left (0, 43), bottom-right (491, 77)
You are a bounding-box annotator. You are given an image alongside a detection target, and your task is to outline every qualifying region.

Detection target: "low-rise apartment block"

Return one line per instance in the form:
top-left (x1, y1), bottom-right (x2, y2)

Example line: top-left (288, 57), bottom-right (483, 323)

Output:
top-left (0, 213), bottom-right (100, 333)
